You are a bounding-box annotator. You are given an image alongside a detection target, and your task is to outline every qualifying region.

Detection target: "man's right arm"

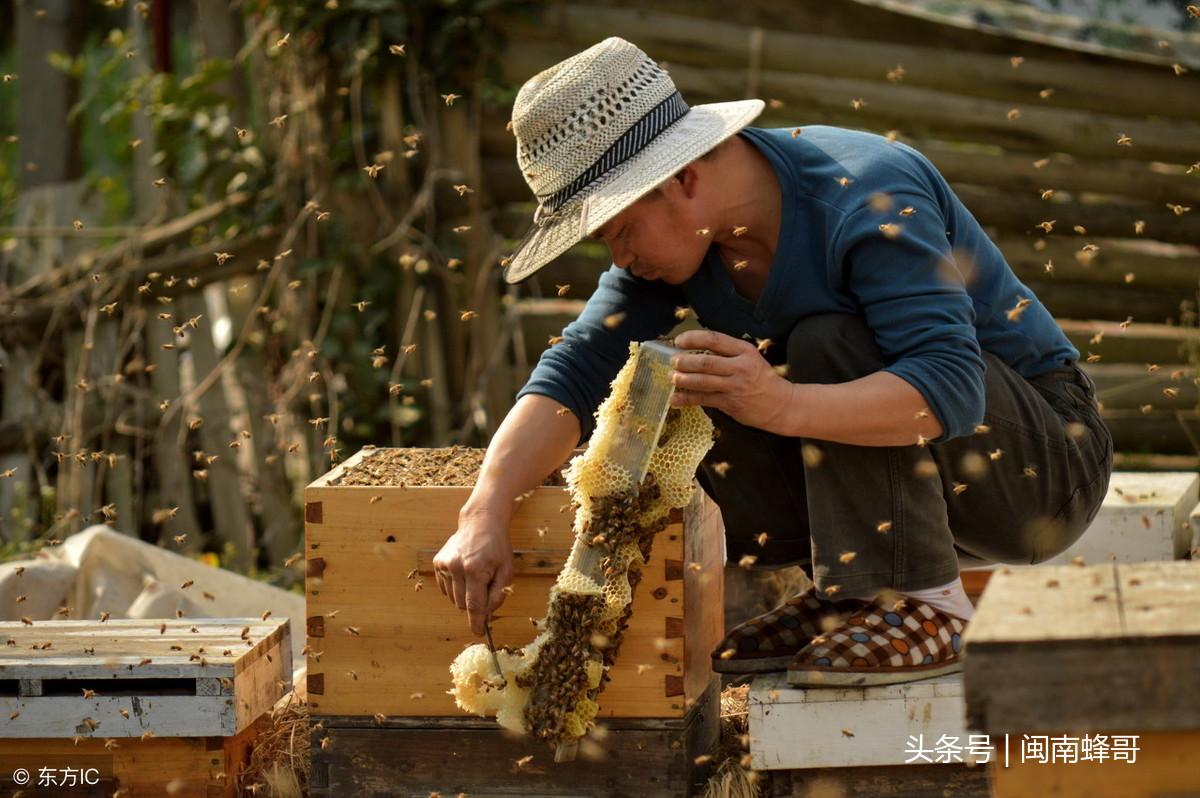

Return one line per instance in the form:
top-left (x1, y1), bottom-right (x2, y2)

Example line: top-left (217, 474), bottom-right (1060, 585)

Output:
top-left (434, 264), bottom-right (683, 635)
top-left (434, 392), bottom-right (581, 637)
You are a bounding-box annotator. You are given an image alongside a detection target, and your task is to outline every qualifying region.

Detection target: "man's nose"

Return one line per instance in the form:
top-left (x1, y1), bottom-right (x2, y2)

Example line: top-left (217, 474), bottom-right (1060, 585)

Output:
top-left (610, 243), bottom-right (634, 270)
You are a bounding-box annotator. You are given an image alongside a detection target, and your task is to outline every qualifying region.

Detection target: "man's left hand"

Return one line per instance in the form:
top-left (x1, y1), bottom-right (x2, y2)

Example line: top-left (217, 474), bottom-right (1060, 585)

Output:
top-left (669, 329), bottom-right (796, 435)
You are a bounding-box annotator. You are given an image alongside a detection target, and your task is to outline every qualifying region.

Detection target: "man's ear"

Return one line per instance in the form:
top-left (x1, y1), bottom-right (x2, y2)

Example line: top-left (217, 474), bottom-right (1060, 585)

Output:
top-left (675, 163), bottom-right (701, 199)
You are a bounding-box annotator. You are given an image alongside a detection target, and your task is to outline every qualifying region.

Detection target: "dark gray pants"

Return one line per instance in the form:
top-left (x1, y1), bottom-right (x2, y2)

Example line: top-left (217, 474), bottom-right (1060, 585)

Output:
top-left (696, 313), bottom-right (1114, 598)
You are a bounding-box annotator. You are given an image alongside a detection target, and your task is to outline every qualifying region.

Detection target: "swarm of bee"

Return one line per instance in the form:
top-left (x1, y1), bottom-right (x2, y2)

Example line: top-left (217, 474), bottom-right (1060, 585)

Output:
top-left (449, 342), bottom-right (715, 750)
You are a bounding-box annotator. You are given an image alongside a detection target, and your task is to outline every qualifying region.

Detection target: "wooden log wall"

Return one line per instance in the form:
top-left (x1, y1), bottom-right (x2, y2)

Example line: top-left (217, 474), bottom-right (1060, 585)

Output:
top-left (480, 0), bottom-right (1200, 457)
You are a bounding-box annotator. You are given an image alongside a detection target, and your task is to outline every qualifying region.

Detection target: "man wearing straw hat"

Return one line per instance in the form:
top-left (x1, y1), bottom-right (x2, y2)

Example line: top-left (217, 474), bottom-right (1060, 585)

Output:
top-left (433, 37), bottom-right (1113, 687)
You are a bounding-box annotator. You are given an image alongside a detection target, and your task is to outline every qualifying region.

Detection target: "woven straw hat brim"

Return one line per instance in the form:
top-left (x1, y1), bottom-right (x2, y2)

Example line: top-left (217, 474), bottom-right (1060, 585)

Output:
top-left (501, 98), bottom-right (766, 285)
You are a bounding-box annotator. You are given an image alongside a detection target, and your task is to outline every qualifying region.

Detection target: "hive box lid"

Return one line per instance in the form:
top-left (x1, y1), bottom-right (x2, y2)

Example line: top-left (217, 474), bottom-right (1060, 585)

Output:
top-left (0, 617), bottom-right (291, 738)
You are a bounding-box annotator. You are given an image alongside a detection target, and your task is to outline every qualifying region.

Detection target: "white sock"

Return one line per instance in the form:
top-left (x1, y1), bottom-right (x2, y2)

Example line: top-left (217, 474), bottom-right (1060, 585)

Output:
top-left (898, 576), bottom-right (975, 621)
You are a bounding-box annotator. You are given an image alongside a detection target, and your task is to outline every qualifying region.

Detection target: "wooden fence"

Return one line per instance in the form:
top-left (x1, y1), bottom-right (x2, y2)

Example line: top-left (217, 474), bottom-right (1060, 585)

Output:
top-left (483, 1), bottom-right (1200, 458)
top-left (1, 0), bottom-right (1197, 561)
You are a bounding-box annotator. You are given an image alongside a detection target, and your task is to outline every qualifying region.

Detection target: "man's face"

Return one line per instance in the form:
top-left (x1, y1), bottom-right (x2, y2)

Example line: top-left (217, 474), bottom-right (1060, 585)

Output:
top-left (586, 174), bottom-right (710, 285)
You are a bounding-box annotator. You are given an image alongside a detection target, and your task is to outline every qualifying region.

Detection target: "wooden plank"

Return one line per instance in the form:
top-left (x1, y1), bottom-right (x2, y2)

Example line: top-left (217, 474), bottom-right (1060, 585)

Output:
top-left (848, 0), bottom-right (1200, 68)
top-left (1058, 320), bottom-right (1200, 366)
top-left (309, 676), bottom-right (720, 798)
top-left (0, 715), bottom-right (262, 797)
top-left (0, 694), bottom-right (236, 738)
top-left (499, 44), bottom-right (1200, 165)
top-left (964, 561), bottom-right (1200, 733)
top-left (769, 763), bottom-right (990, 798)
top-left (1118, 560), bottom-right (1200, 638)
top-left (682, 485), bottom-right (725, 714)
top-left (997, 234), bottom-right (1200, 293)
top-left (952, 184), bottom-right (1200, 245)
top-left (498, 4), bottom-right (1200, 122)
top-left (1087, 363), bottom-right (1198, 411)
top-left (1100, 409), bottom-right (1200, 455)
top-left (230, 636), bottom-right (291, 736)
top-left (0, 618), bottom-right (287, 679)
top-left (965, 563), bottom-right (1122, 646)
top-left (989, 729), bottom-right (1200, 798)
top-left (919, 143), bottom-right (1200, 208)
top-left (1019, 279), bottom-right (1183, 326)
top-left (1191, 501), bottom-right (1200, 560)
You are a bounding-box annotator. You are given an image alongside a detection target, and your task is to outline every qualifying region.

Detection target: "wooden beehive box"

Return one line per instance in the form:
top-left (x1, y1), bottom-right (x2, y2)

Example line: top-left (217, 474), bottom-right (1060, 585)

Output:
top-left (304, 445), bottom-right (726, 719)
top-left (308, 677), bottom-right (721, 798)
top-left (0, 617), bottom-right (292, 798)
top-left (964, 560), bottom-right (1200, 798)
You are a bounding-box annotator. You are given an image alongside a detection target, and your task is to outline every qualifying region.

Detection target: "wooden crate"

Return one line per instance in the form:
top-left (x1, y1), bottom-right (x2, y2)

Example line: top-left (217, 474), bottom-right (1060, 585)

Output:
top-left (304, 446), bottom-right (726, 719)
top-left (963, 560), bottom-right (1200, 798)
top-left (0, 617), bottom-right (291, 798)
top-left (308, 674), bottom-right (721, 798)
top-left (766, 763), bottom-right (990, 797)
top-left (0, 719), bottom-right (263, 798)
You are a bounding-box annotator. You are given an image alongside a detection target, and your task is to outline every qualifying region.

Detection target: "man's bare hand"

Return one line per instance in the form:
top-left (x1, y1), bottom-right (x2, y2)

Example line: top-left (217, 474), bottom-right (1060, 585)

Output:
top-left (432, 510), bottom-right (515, 636)
top-left (670, 329), bottom-right (796, 435)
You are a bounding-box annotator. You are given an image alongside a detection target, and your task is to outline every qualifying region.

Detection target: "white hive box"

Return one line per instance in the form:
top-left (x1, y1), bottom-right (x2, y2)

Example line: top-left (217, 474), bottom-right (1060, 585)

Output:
top-left (748, 672), bottom-right (972, 770)
top-left (1038, 471), bottom-right (1198, 565)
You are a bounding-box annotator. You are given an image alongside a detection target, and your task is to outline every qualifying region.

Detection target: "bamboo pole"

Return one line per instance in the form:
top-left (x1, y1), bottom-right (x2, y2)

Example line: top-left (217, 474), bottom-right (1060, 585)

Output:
top-left (144, 306), bottom-right (203, 551)
top-left (224, 274), bottom-right (298, 569)
top-left (0, 228), bottom-right (279, 346)
top-left (5, 191), bottom-right (258, 300)
top-left (0, 346), bottom-right (35, 541)
top-left (177, 291), bottom-right (254, 572)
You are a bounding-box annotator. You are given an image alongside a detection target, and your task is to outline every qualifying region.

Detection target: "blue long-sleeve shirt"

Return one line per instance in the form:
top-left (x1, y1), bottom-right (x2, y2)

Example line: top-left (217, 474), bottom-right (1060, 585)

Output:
top-left (516, 125), bottom-right (1079, 447)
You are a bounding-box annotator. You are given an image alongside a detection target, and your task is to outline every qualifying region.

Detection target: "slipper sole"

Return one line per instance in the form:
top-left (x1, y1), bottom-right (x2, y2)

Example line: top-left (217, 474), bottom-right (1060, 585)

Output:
top-left (712, 654), bottom-right (797, 674)
top-left (785, 657), bottom-right (963, 688)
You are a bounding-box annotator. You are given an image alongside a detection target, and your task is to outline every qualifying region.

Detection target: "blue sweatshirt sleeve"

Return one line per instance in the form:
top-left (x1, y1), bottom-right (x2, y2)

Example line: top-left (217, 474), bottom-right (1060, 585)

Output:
top-left (832, 191), bottom-right (986, 443)
top-left (515, 264), bottom-right (683, 446)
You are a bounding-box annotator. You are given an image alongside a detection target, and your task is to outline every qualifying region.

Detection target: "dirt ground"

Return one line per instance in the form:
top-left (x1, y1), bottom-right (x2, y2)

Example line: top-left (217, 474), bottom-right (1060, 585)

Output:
top-left (329, 445), bottom-right (569, 487)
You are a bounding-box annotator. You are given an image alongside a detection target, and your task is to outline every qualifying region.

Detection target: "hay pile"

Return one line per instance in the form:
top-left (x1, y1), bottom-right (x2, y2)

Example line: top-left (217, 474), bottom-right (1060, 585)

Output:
top-left (700, 682), bottom-right (767, 798)
top-left (237, 681), bottom-right (309, 797)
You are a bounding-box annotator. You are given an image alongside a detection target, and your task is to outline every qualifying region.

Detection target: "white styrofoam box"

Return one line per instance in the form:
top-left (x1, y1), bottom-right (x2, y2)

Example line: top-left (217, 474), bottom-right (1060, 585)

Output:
top-left (748, 672), bottom-right (975, 770)
top-left (1037, 471), bottom-right (1198, 565)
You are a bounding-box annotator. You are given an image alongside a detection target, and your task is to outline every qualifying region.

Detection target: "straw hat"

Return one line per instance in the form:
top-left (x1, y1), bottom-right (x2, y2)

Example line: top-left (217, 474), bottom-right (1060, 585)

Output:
top-left (500, 36), bottom-right (765, 284)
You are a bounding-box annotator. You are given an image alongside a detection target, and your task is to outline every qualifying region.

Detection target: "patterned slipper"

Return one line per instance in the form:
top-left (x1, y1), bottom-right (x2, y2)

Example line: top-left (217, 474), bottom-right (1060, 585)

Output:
top-left (711, 586), bottom-right (873, 674)
top-left (786, 596), bottom-right (967, 687)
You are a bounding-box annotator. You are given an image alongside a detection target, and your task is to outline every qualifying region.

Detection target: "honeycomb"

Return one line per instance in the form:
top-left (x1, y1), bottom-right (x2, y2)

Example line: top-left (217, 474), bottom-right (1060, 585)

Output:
top-left (449, 341), bottom-right (715, 749)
